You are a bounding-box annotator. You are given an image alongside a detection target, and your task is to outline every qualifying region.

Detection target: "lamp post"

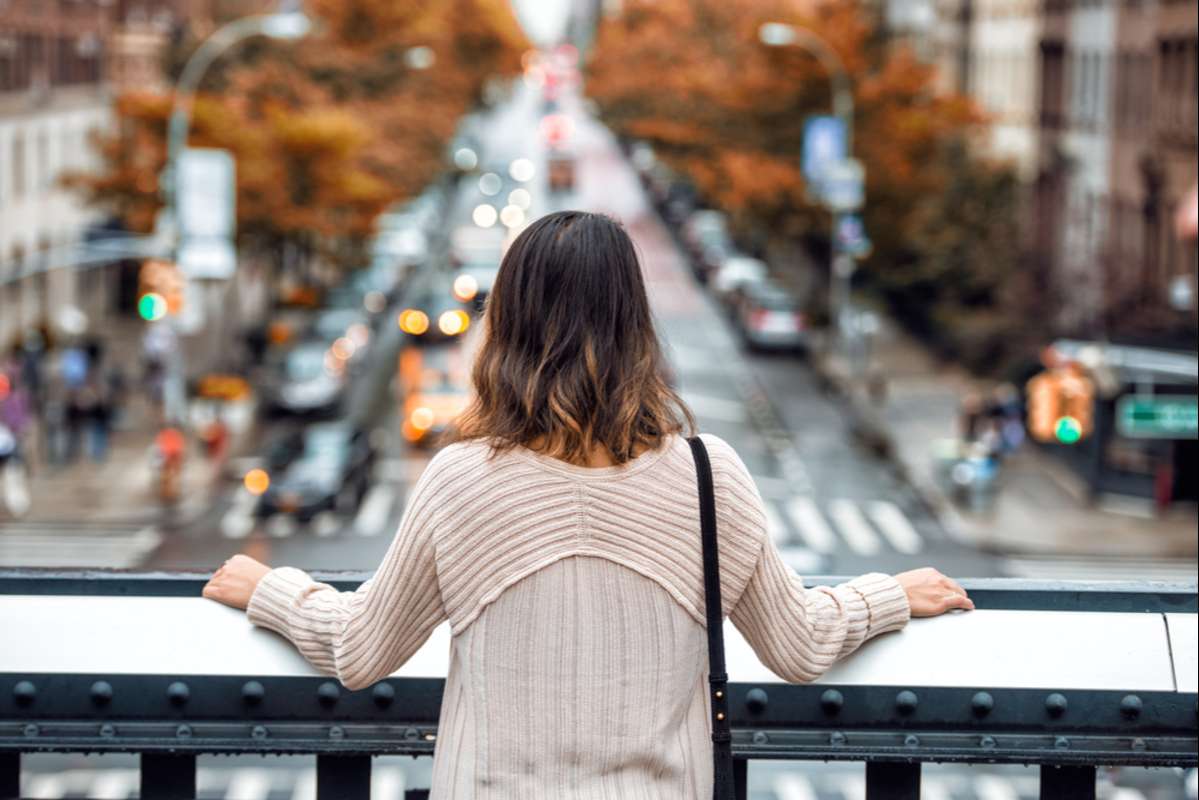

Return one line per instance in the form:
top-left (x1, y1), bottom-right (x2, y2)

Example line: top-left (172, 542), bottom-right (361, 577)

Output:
top-left (155, 12), bottom-right (309, 421)
top-left (758, 21), bottom-right (858, 360)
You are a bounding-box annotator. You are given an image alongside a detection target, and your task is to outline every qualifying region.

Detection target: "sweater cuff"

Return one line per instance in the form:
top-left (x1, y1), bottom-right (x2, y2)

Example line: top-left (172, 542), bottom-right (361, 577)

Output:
top-left (247, 566), bottom-right (313, 636)
top-left (846, 572), bottom-right (911, 637)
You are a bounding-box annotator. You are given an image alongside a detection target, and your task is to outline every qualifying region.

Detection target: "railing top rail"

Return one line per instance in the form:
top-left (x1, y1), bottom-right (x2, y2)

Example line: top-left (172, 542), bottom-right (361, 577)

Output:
top-left (1, 569), bottom-right (1195, 613)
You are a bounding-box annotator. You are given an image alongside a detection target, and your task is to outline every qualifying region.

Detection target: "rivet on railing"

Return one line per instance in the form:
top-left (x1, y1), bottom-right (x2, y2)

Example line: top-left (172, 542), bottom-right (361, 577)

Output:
top-left (904, 734), bottom-right (920, 748)
top-left (980, 735), bottom-right (996, 749)
top-left (166, 681), bottom-right (190, 707)
top-left (329, 725), bottom-right (345, 740)
top-left (403, 727), bottom-right (419, 741)
top-left (829, 731), bottom-right (846, 747)
top-left (971, 691), bottom-right (994, 718)
top-left (1120, 694), bottom-right (1142, 720)
top-left (1054, 736), bottom-right (1069, 750)
top-left (13, 680), bottom-right (36, 707)
top-left (752, 731), bottom-right (770, 745)
top-left (176, 724), bottom-right (192, 740)
top-left (242, 681), bottom-right (265, 706)
top-left (820, 689), bottom-right (843, 716)
top-left (895, 690), bottom-right (918, 716)
top-left (373, 682), bottom-right (395, 708)
top-left (23, 723), bottom-right (38, 738)
top-left (1045, 693), bottom-right (1068, 718)
top-left (251, 725), bottom-right (269, 740)
top-left (1132, 738), bottom-right (1146, 752)
top-left (746, 687), bottom-right (768, 714)
top-left (318, 681), bottom-right (340, 707)
top-left (90, 681), bottom-right (113, 707)
top-left (99, 724), bottom-right (116, 739)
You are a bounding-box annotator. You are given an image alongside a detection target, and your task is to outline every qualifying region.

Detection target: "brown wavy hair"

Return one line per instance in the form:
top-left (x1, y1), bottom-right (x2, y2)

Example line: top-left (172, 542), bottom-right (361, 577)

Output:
top-left (450, 210), bottom-right (694, 465)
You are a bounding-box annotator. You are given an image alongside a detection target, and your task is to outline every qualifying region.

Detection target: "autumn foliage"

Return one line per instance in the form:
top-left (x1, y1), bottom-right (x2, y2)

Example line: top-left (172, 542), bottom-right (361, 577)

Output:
top-left (587, 0), bottom-right (1030, 370)
top-left (71, 0), bottom-right (527, 265)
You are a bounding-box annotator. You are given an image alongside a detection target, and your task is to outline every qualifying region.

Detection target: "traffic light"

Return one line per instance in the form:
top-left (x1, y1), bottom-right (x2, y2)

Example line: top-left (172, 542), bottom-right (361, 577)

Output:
top-left (1026, 367), bottom-right (1095, 445)
top-left (1026, 370), bottom-right (1062, 443)
top-left (138, 260), bottom-right (184, 320)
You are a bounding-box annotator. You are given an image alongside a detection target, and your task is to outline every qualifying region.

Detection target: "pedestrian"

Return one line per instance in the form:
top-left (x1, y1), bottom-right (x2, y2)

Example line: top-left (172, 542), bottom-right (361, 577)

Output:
top-left (203, 211), bottom-right (972, 799)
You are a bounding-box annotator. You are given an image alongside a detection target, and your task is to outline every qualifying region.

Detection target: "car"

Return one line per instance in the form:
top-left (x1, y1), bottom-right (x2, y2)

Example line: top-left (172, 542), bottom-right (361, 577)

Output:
top-left (397, 343), bottom-right (471, 447)
top-left (548, 149), bottom-right (576, 193)
top-left (731, 281), bottom-right (809, 353)
top-left (255, 422), bottom-right (376, 523)
top-left (310, 308), bottom-right (371, 369)
top-left (710, 256), bottom-right (769, 303)
top-left (681, 210), bottom-right (735, 281)
top-left (260, 339), bottom-right (348, 417)
top-left (396, 273), bottom-right (475, 345)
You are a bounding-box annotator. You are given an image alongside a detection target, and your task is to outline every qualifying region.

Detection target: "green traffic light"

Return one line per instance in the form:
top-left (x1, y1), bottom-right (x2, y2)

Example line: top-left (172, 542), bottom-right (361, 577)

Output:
top-left (1055, 416), bottom-right (1082, 444)
top-left (138, 293), bottom-right (167, 321)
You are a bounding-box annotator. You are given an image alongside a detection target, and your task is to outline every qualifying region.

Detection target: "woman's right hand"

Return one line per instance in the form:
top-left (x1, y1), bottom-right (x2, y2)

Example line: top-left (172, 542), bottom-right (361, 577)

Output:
top-left (894, 567), bottom-right (974, 617)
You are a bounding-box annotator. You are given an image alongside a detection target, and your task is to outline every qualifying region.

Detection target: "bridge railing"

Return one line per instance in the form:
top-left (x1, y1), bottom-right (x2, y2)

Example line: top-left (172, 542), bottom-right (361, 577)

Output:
top-left (2, 570), bottom-right (1196, 799)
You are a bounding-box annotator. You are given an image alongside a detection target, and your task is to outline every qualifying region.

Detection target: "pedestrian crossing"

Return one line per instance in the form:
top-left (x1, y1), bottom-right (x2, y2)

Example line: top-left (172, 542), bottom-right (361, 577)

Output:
top-left (0, 521), bottom-right (161, 568)
top-left (765, 494), bottom-right (931, 559)
top-left (1001, 554), bottom-right (1199, 583)
top-left (15, 765), bottom-right (1165, 799)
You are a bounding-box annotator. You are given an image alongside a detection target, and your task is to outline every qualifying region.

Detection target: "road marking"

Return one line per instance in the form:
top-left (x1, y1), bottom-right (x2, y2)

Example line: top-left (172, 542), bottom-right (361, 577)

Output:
top-left (291, 768), bottom-right (315, 800)
top-left (762, 502), bottom-right (788, 545)
top-left (0, 524), bottom-right (161, 568)
top-left (867, 500), bottom-right (923, 554)
top-left (776, 546), bottom-right (822, 576)
top-left (90, 769), bottom-right (137, 799)
top-left (24, 773), bottom-right (68, 798)
top-left (371, 766), bottom-right (405, 799)
top-left (221, 489), bottom-right (258, 539)
top-left (1001, 555), bottom-right (1199, 583)
top-left (773, 774), bottom-right (817, 800)
top-left (355, 485), bottom-right (396, 537)
top-left (828, 499), bottom-right (882, 556)
top-left (678, 391), bottom-right (746, 423)
top-left (266, 515), bottom-right (297, 538)
top-left (224, 768), bottom-right (273, 800)
top-left (920, 778), bottom-right (953, 800)
top-left (782, 496), bottom-right (837, 554)
top-left (975, 774), bottom-right (1021, 800)
top-left (312, 511), bottom-right (341, 538)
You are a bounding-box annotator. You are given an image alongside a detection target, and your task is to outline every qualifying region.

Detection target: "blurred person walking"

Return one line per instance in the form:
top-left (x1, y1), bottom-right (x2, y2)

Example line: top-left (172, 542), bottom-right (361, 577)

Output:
top-left (204, 211), bottom-right (973, 799)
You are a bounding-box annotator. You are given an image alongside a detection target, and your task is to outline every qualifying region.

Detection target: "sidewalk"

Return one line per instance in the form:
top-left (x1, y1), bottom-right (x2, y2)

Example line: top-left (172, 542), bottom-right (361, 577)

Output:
top-left (814, 319), bottom-right (1199, 559)
top-left (5, 317), bottom-right (254, 527)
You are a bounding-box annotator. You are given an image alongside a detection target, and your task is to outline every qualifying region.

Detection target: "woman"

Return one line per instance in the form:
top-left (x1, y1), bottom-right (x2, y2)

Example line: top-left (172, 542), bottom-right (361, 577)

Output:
top-left (204, 210), bottom-right (972, 798)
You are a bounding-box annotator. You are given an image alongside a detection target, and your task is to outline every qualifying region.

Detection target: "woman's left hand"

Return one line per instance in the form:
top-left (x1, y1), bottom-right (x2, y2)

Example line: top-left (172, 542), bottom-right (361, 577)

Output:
top-left (203, 554), bottom-right (272, 610)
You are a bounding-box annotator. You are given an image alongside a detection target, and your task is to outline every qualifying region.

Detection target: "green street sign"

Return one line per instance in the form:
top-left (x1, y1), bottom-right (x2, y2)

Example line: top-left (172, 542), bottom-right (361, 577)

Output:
top-left (1116, 396), bottom-right (1199, 439)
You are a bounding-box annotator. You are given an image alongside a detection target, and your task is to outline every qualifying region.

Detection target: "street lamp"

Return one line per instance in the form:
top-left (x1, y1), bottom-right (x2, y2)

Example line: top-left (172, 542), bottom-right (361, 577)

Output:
top-left (164, 11), bottom-right (311, 226)
top-left (759, 21), bottom-right (857, 359)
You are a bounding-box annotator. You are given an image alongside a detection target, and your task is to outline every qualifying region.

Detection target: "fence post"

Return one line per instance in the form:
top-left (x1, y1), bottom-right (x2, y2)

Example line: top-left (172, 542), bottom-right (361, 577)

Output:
top-left (1, 752), bottom-right (19, 800)
top-left (141, 753), bottom-right (196, 800)
top-left (1040, 764), bottom-right (1097, 800)
top-left (317, 754), bottom-right (371, 800)
top-left (734, 757), bottom-right (748, 800)
top-left (865, 762), bottom-right (921, 799)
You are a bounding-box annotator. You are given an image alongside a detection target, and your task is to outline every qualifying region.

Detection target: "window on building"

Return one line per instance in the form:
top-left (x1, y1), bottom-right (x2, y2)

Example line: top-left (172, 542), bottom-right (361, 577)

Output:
top-left (1040, 41), bottom-right (1066, 127)
top-left (12, 134), bottom-right (24, 199)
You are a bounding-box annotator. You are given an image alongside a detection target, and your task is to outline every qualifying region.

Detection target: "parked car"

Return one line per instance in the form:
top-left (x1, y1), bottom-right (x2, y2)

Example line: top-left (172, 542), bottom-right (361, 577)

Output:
top-left (710, 256), bottom-right (769, 303)
top-left (731, 281), bottom-right (809, 353)
top-left (256, 422), bottom-right (376, 523)
top-left (396, 273), bottom-right (475, 345)
top-left (397, 343), bottom-right (471, 447)
top-left (260, 339), bottom-right (348, 417)
top-left (548, 149), bottom-right (576, 193)
top-left (681, 210), bottom-right (735, 282)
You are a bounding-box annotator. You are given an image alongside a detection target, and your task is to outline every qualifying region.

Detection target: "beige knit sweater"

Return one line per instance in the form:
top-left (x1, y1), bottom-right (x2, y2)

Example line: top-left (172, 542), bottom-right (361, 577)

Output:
top-left (247, 433), bottom-right (911, 799)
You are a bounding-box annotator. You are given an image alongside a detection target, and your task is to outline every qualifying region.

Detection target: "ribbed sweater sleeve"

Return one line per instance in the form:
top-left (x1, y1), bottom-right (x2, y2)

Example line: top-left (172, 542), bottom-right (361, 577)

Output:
top-left (704, 435), bottom-right (911, 684)
top-left (246, 452), bottom-right (449, 691)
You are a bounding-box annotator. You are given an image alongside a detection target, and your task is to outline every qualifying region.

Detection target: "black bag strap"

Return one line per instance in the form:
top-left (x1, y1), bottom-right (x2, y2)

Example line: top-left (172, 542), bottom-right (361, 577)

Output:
top-left (686, 436), bottom-right (736, 800)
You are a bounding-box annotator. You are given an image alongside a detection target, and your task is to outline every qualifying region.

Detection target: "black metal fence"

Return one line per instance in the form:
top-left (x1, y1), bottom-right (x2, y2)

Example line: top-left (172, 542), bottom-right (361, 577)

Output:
top-left (2, 570), bottom-right (1196, 799)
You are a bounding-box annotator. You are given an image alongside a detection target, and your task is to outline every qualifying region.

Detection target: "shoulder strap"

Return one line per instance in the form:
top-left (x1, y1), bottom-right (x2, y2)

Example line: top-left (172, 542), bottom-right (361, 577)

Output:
top-left (686, 436), bottom-right (736, 800)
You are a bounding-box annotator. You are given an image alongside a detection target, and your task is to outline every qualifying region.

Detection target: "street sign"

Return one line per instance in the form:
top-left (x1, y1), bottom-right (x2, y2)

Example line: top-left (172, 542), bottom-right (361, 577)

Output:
top-left (1116, 396), bottom-right (1199, 439)
top-left (823, 158), bottom-right (865, 212)
top-left (178, 147), bottom-right (236, 279)
top-left (802, 116), bottom-right (845, 197)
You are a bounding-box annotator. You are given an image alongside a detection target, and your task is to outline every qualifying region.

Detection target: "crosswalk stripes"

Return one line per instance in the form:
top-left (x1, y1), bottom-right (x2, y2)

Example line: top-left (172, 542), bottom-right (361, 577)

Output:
top-left (89, 769), bottom-right (137, 799)
top-left (224, 768), bottom-right (273, 799)
top-left (371, 766), bottom-right (406, 799)
top-left (0, 522), bottom-right (161, 568)
top-left (975, 774), bottom-right (1023, 800)
top-left (355, 484), bottom-right (398, 536)
top-left (762, 501), bottom-right (788, 545)
top-left (866, 500), bottom-right (923, 554)
top-left (827, 499), bottom-right (883, 557)
top-left (782, 496), bottom-right (838, 553)
top-left (772, 774), bottom-right (817, 800)
top-left (1001, 555), bottom-right (1199, 583)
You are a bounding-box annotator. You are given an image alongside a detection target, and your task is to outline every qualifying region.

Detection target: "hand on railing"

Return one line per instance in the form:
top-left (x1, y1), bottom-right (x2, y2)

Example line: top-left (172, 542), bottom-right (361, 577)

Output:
top-left (202, 554), bottom-right (271, 610)
top-left (894, 567), bottom-right (974, 616)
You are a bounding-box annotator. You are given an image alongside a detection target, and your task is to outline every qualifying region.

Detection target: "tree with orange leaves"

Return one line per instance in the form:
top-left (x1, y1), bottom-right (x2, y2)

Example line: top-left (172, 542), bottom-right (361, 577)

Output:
top-left (70, 0), bottom-right (527, 273)
top-left (588, 0), bottom-right (1032, 372)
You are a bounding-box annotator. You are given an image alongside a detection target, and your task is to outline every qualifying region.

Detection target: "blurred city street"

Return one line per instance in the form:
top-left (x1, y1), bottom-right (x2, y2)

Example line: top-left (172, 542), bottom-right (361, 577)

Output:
top-left (1, 0), bottom-right (1196, 797)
